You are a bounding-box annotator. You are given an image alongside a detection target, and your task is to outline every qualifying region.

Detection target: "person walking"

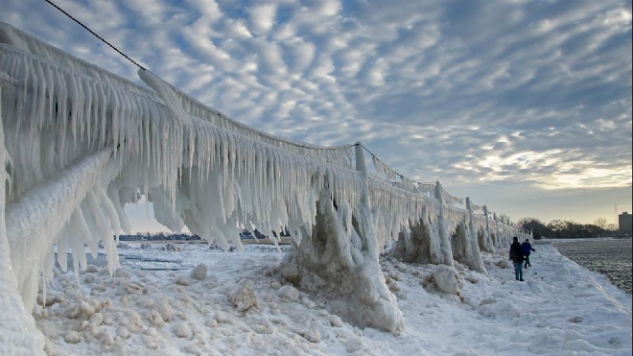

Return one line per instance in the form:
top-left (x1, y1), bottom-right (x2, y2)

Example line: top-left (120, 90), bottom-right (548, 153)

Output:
top-left (521, 239), bottom-right (535, 268)
top-left (509, 236), bottom-right (525, 281)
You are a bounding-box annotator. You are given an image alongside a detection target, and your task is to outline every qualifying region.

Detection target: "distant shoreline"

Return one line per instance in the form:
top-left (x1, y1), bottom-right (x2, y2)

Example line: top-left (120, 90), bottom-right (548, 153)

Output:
top-left (118, 237), bottom-right (292, 245)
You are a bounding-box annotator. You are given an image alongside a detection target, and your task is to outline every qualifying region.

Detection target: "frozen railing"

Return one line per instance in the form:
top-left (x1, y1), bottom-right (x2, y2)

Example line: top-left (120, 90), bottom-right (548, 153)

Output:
top-left (0, 22), bottom-right (354, 169)
top-left (363, 143), bottom-right (518, 231)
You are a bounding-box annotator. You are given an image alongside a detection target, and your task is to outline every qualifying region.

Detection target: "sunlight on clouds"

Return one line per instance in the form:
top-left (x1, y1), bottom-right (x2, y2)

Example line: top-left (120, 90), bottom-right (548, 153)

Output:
top-left (601, 8), bottom-right (632, 29)
top-left (496, 136), bottom-right (510, 144)
top-left (469, 150), bottom-right (563, 176)
top-left (537, 166), bottom-right (633, 190)
top-left (470, 149), bottom-right (632, 190)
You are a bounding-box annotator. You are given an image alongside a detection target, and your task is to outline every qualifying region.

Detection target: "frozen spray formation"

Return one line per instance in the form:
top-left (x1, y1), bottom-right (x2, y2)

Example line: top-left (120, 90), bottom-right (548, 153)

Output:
top-left (0, 22), bottom-right (526, 355)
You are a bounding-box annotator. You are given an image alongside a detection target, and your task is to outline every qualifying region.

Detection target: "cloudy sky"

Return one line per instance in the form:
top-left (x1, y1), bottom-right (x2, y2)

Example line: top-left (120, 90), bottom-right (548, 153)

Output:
top-left (2, 0), bottom-right (631, 231)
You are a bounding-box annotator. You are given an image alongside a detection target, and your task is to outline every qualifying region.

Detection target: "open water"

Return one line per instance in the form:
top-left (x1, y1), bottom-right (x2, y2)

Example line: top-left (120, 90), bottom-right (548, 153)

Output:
top-left (553, 238), bottom-right (632, 294)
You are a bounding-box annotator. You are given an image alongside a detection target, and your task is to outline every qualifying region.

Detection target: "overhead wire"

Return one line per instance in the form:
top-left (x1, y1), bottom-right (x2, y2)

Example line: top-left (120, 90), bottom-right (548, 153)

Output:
top-left (44, 0), bottom-right (146, 70)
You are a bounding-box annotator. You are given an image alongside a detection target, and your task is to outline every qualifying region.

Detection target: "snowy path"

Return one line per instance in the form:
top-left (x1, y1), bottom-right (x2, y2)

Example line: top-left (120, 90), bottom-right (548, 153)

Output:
top-left (34, 242), bottom-right (631, 356)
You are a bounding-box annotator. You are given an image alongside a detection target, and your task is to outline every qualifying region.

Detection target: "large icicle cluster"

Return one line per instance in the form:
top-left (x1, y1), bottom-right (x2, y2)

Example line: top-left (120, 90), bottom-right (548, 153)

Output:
top-left (1, 19), bottom-right (355, 245)
top-left (366, 178), bottom-right (449, 266)
top-left (141, 70), bottom-right (355, 169)
top-left (0, 21), bottom-right (364, 307)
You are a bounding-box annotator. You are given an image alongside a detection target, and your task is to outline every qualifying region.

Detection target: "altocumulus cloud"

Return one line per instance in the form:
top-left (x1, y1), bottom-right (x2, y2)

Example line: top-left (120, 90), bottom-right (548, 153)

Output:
top-left (1, 0), bottom-right (631, 224)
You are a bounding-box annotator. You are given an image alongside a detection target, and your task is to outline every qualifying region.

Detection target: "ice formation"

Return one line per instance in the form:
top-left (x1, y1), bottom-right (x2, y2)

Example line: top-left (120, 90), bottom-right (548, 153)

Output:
top-left (0, 86), bottom-right (46, 356)
top-left (0, 21), bottom-right (528, 352)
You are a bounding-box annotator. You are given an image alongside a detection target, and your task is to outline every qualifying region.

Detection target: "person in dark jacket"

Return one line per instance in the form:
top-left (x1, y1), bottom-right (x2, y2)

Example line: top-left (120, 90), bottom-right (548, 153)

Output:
top-left (509, 236), bottom-right (525, 281)
top-left (521, 239), bottom-right (536, 268)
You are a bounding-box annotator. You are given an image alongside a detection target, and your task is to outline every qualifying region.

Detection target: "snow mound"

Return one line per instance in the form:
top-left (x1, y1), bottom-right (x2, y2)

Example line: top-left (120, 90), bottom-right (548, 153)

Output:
top-left (189, 263), bottom-right (207, 280)
top-left (431, 265), bottom-right (461, 295)
top-left (229, 286), bottom-right (257, 312)
top-left (277, 285), bottom-right (300, 302)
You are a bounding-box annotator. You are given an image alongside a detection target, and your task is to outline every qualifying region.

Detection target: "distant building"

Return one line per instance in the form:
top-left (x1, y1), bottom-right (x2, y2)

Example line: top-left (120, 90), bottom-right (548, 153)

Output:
top-left (619, 212), bottom-right (632, 235)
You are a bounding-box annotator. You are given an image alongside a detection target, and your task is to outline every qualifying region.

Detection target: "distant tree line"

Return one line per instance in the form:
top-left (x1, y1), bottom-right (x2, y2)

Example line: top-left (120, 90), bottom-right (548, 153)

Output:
top-left (119, 228), bottom-right (291, 241)
top-left (518, 217), bottom-right (620, 239)
top-left (119, 232), bottom-right (201, 241)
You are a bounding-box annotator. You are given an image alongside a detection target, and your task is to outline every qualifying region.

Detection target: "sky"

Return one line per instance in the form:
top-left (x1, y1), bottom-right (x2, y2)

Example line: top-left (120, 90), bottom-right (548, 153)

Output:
top-left (1, 0), bottom-right (631, 231)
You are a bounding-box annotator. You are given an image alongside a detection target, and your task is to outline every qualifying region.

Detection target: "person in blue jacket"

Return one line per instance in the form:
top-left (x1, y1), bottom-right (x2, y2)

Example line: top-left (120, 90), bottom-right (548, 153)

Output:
top-left (509, 237), bottom-right (525, 281)
top-left (521, 239), bottom-right (535, 268)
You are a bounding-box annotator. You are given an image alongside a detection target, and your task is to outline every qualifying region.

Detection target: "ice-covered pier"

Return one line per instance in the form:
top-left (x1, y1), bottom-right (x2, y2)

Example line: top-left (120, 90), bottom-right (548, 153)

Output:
top-left (0, 22), bottom-right (527, 355)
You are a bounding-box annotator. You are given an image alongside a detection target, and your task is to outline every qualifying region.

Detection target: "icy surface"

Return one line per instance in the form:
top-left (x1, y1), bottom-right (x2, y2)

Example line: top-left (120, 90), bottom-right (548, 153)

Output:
top-left (31, 242), bottom-right (632, 356)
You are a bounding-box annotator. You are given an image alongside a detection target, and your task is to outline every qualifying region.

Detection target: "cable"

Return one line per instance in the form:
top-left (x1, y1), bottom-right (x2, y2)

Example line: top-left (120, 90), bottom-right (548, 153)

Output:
top-left (360, 143), bottom-right (408, 180)
top-left (360, 143), bottom-right (467, 200)
top-left (44, 0), bottom-right (146, 70)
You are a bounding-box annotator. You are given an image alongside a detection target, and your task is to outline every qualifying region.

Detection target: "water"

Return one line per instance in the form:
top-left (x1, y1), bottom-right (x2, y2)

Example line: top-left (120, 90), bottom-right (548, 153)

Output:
top-left (553, 238), bottom-right (632, 294)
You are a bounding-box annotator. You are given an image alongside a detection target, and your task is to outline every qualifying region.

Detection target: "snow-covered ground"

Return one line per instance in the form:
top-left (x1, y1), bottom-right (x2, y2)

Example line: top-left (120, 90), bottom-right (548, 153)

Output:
top-left (35, 241), bottom-right (632, 356)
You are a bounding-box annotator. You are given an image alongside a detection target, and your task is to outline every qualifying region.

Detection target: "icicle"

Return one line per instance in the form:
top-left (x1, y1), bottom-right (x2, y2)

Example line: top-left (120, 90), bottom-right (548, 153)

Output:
top-left (71, 207), bottom-right (98, 258)
top-left (69, 230), bottom-right (85, 283)
top-left (56, 233), bottom-right (69, 272)
top-left (85, 190), bottom-right (119, 276)
top-left (138, 69), bottom-right (191, 125)
top-left (95, 185), bottom-right (121, 235)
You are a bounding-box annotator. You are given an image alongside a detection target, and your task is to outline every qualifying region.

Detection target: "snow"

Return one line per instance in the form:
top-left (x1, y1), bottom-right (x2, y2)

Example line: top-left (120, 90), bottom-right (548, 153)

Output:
top-left (189, 263), bottom-right (207, 280)
top-left (30, 241), bottom-right (631, 356)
